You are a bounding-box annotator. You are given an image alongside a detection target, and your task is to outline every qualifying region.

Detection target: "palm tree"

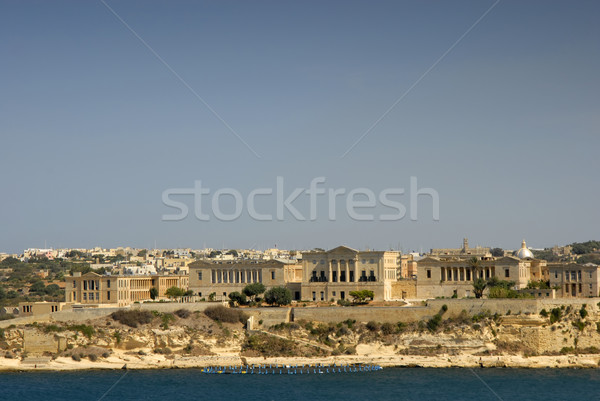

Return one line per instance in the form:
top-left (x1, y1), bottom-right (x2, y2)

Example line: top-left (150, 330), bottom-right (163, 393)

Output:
top-left (467, 257), bottom-right (482, 280)
top-left (472, 278), bottom-right (487, 299)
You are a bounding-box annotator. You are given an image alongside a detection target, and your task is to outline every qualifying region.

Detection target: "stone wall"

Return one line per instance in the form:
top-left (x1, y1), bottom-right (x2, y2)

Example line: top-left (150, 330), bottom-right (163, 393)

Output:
top-left (23, 329), bottom-right (67, 354)
top-left (391, 280), bottom-right (417, 299)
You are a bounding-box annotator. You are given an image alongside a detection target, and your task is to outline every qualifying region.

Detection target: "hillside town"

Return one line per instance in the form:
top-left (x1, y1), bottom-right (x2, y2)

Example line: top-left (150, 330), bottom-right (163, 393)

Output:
top-left (1, 239), bottom-right (599, 317)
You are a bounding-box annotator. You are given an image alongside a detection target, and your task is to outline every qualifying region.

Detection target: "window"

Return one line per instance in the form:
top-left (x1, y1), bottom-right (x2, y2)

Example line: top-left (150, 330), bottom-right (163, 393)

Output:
top-left (198, 271), bottom-right (202, 280)
top-left (505, 269), bottom-right (510, 278)
top-left (312, 292), bottom-right (316, 301)
top-left (578, 284), bottom-right (582, 292)
top-left (73, 280), bottom-right (76, 287)
top-left (590, 272), bottom-right (593, 279)
top-left (554, 271), bottom-right (558, 279)
top-left (107, 280), bottom-right (110, 288)
top-left (370, 259), bottom-right (374, 264)
top-left (332, 291), bottom-right (336, 296)
top-left (271, 271), bottom-right (275, 280)
top-left (578, 271), bottom-right (582, 280)
top-left (426, 269), bottom-right (431, 279)
top-left (83, 293), bottom-right (87, 300)
top-left (320, 291), bottom-right (324, 301)
top-left (571, 271), bottom-right (576, 281)
top-left (223, 292), bottom-right (226, 296)
top-left (198, 292), bottom-right (202, 297)
top-left (83, 281), bottom-right (87, 290)
top-left (107, 291), bottom-right (110, 300)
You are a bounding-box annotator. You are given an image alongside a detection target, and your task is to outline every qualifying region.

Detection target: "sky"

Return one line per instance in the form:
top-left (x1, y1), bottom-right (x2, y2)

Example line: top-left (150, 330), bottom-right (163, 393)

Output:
top-left (1, 0), bottom-right (599, 254)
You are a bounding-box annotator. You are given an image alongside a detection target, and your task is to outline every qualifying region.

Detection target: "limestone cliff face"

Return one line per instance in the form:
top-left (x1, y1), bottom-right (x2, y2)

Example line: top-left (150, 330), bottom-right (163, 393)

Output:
top-left (2, 304), bottom-right (600, 361)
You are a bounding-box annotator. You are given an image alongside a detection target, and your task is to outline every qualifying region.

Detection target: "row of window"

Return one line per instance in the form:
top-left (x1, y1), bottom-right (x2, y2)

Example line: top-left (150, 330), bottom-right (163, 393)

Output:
top-left (81, 292), bottom-right (110, 301)
top-left (553, 270), bottom-right (592, 281)
top-left (311, 259), bottom-right (377, 265)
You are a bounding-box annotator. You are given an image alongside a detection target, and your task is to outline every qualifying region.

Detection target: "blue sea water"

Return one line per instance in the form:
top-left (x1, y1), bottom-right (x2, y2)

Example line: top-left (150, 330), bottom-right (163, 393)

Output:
top-left (0, 368), bottom-right (599, 401)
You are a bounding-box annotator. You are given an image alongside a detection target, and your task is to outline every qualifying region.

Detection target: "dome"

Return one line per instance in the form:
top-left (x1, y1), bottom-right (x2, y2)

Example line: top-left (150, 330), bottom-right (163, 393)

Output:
top-left (514, 240), bottom-right (534, 259)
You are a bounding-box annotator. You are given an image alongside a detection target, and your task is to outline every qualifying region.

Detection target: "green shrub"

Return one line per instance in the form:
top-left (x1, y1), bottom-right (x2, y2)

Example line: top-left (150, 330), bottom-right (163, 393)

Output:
top-left (572, 320), bottom-right (586, 331)
top-left (110, 310), bottom-right (154, 328)
top-left (381, 322), bottom-right (396, 335)
top-left (427, 314), bottom-right (442, 332)
top-left (560, 346), bottom-right (575, 355)
top-left (68, 324), bottom-right (95, 339)
top-left (71, 354), bottom-right (81, 361)
top-left (540, 309), bottom-right (548, 317)
top-left (441, 304), bottom-right (448, 313)
top-left (337, 299), bottom-right (352, 307)
top-left (579, 305), bottom-right (588, 319)
top-left (550, 308), bottom-right (562, 324)
top-left (160, 313), bottom-right (176, 329)
top-left (204, 305), bottom-right (248, 324)
top-left (343, 319), bottom-right (356, 329)
top-left (366, 321), bottom-right (380, 332)
top-left (174, 309), bottom-right (191, 319)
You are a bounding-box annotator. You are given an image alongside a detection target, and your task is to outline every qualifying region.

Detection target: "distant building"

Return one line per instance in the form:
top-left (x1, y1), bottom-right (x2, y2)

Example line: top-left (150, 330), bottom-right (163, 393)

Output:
top-left (548, 262), bottom-right (600, 298)
top-left (417, 240), bottom-right (546, 298)
top-left (19, 301), bottom-right (72, 316)
top-left (65, 272), bottom-right (189, 307)
top-left (430, 238), bottom-right (491, 258)
top-left (188, 259), bottom-right (302, 301)
top-left (300, 246), bottom-right (401, 301)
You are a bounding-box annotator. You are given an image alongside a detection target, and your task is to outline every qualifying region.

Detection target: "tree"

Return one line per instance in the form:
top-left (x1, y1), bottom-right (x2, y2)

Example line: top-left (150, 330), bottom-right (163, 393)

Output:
top-left (45, 284), bottom-right (60, 295)
top-left (263, 287), bottom-right (292, 306)
top-left (349, 290), bottom-right (374, 303)
top-left (490, 248), bottom-right (504, 257)
top-left (149, 287), bottom-right (159, 300)
top-left (228, 291), bottom-right (247, 306)
top-left (226, 250), bottom-right (238, 257)
top-left (472, 278), bottom-right (487, 299)
top-left (467, 257), bottom-right (482, 280)
top-left (165, 286), bottom-right (186, 298)
top-left (137, 249), bottom-right (147, 258)
top-left (243, 283), bottom-right (266, 302)
top-left (30, 280), bottom-right (46, 294)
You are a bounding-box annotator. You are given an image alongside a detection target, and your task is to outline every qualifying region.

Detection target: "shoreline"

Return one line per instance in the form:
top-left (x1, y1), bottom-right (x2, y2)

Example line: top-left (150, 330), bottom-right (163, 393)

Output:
top-left (2, 353), bottom-right (599, 372)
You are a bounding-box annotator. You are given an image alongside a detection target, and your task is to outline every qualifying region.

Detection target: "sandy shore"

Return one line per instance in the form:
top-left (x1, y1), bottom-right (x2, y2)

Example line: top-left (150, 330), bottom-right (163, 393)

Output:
top-left (2, 351), bottom-right (600, 371)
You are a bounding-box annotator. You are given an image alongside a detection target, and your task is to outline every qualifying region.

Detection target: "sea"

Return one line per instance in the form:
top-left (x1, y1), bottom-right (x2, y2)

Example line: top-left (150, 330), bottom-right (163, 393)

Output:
top-left (0, 368), bottom-right (599, 400)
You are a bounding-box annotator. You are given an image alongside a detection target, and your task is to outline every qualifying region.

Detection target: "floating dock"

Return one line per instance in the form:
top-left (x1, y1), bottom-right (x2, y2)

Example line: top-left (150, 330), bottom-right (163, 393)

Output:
top-left (200, 363), bottom-right (382, 375)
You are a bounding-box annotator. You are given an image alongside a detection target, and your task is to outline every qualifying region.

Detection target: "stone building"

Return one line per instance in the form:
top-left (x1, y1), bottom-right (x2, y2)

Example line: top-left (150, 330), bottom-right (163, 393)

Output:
top-left (65, 272), bottom-right (189, 307)
top-left (417, 240), bottom-right (546, 298)
top-left (19, 301), bottom-right (72, 316)
top-left (188, 259), bottom-right (302, 301)
top-left (430, 238), bottom-right (491, 257)
top-left (300, 246), bottom-right (401, 301)
top-left (548, 262), bottom-right (600, 298)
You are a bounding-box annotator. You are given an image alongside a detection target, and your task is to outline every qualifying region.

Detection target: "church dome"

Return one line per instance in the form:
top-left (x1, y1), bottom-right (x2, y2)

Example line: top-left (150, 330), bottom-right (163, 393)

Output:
top-left (514, 240), bottom-right (534, 259)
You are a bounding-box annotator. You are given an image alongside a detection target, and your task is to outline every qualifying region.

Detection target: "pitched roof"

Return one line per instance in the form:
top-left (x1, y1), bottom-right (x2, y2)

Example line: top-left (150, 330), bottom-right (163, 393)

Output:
top-left (326, 245), bottom-right (359, 254)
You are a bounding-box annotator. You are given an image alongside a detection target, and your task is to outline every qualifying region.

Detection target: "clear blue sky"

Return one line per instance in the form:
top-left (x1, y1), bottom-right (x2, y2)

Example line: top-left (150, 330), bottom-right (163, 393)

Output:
top-left (1, 0), bottom-right (598, 253)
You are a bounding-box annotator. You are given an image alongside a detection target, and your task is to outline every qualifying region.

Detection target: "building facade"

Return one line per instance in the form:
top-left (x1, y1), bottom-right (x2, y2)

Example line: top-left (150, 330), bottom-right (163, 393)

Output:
top-left (188, 259), bottom-right (302, 301)
top-left (65, 272), bottom-right (189, 307)
top-left (548, 263), bottom-right (600, 298)
top-left (416, 255), bottom-right (533, 298)
top-left (300, 246), bottom-right (401, 301)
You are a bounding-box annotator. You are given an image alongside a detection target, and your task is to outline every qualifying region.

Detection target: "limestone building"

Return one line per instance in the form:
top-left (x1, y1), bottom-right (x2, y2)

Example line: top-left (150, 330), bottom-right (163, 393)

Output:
top-left (300, 246), bottom-right (401, 301)
top-left (417, 240), bottom-right (546, 298)
top-left (548, 262), bottom-right (600, 298)
top-left (188, 259), bottom-right (302, 301)
top-left (65, 272), bottom-right (189, 307)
